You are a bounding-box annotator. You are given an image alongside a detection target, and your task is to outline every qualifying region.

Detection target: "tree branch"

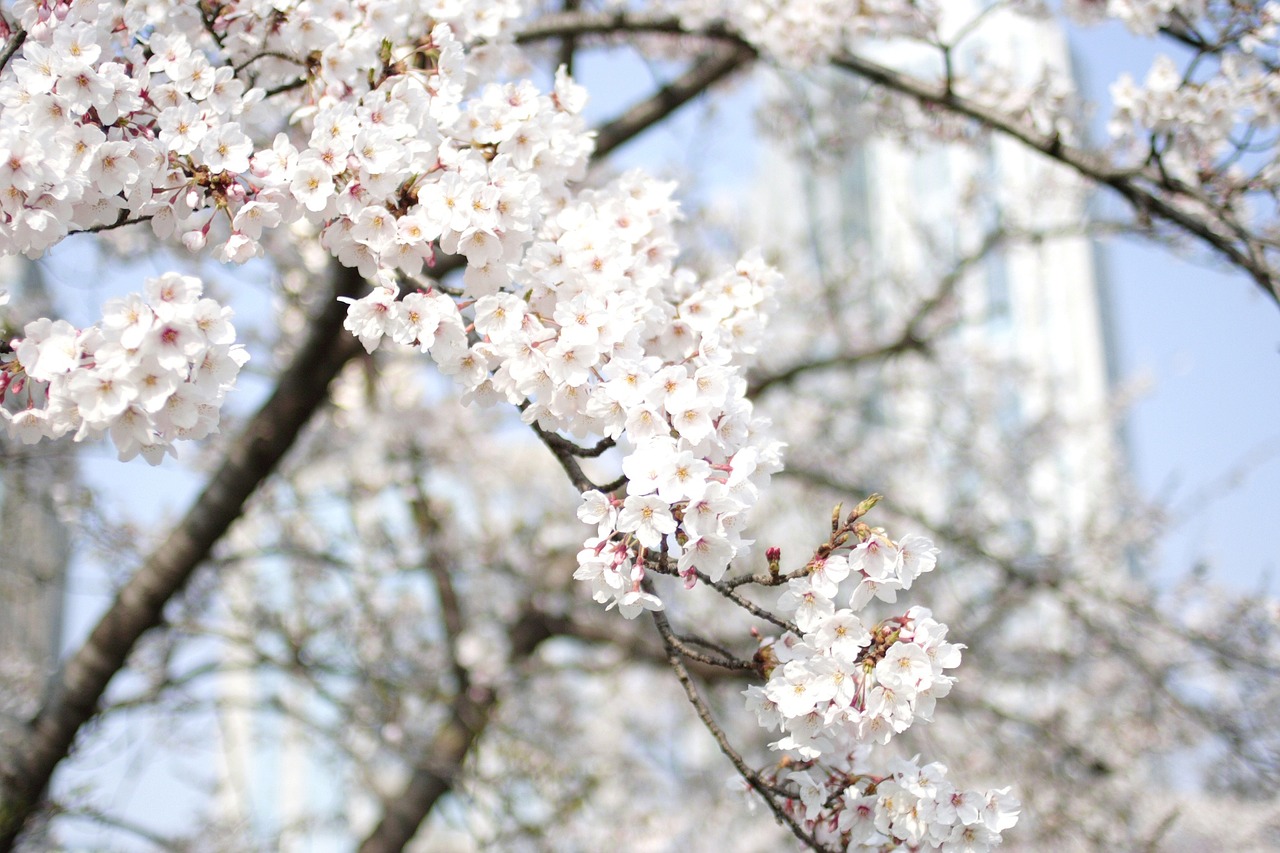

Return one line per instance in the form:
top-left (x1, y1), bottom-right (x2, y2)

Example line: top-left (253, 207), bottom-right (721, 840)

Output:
top-left (557, 0), bottom-right (582, 77)
top-left (355, 607), bottom-right (569, 853)
top-left (0, 25), bottom-right (25, 75)
top-left (647, 593), bottom-right (828, 852)
top-left (826, 50), bottom-right (1278, 305)
top-left (748, 225), bottom-right (1036, 396)
top-left (593, 45), bottom-right (755, 159)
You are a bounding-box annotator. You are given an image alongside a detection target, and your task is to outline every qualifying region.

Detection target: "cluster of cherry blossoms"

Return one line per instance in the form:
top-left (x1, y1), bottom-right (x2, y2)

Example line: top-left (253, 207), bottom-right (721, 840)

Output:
top-left (730, 520), bottom-right (1019, 850)
top-left (0, 272), bottom-right (246, 462)
top-left (0, 0), bottom-right (585, 268)
top-left (1108, 50), bottom-right (1280, 184)
top-left (0, 0), bottom-right (594, 471)
top-left (768, 752), bottom-right (1019, 852)
top-left (754, 589), bottom-right (957, 755)
top-left (343, 167), bottom-right (785, 618)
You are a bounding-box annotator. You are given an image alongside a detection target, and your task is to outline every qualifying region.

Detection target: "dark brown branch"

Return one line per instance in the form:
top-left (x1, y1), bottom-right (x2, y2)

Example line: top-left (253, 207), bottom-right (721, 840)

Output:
top-left (232, 49), bottom-right (307, 74)
top-left (593, 45), bottom-right (755, 159)
top-left (536, 430), bottom-right (615, 459)
top-left (356, 686), bottom-right (495, 853)
top-left (557, 0), bottom-right (582, 76)
top-left (80, 214), bottom-right (151, 234)
top-left (515, 9), bottom-right (734, 45)
top-left (530, 421), bottom-right (598, 493)
top-left (0, 26), bottom-right (25, 74)
top-left (749, 330), bottom-right (929, 397)
top-left (264, 76), bottom-right (309, 99)
top-left (407, 472), bottom-right (470, 693)
top-left (651, 563), bottom-right (798, 633)
top-left (667, 632), bottom-right (756, 672)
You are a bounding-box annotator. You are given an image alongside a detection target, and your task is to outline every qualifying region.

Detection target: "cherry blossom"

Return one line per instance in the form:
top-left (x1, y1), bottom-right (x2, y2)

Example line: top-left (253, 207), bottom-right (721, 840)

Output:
top-left (2, 273), bottom-right (246, 462)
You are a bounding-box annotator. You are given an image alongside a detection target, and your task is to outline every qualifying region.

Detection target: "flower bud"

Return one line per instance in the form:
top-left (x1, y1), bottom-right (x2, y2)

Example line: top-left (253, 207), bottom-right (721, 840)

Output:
top-left (181, 230), bottom-right (207, 252)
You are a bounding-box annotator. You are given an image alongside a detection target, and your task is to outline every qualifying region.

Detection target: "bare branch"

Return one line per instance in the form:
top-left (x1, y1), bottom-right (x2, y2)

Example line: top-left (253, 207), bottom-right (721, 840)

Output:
top-left (530, 420), bottom-right (599, 493)
top-left (749, 225), bottom-right (1040, 396)
top-left (647, 593), bottom-right (829, 852)
top-left (356, 608), bottom-right (569, 853)
top-left (557, 0), bottom-right (582, 77)
top-left (648, 559), bottom-right (799, 632)
top-left (409, 485), bottom-right (470, 691)
top-left (356, 686), bottom-right (495, 853)
top-left (593, 45), bottom-right (755, 159)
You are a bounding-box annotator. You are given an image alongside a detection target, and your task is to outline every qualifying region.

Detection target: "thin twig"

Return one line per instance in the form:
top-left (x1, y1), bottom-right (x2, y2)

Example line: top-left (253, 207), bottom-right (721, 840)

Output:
top-left (647, 594), bottom-right (829, 851)
top-left (652, 561), bottom-right (799, 633)
top-left (668, 633), bottom-right (756, 672)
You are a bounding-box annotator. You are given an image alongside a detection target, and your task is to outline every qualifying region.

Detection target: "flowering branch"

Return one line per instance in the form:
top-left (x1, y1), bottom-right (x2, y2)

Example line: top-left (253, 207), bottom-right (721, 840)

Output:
top-left (827, 50), bottom-right (1280, 306)
top-left (0, 13), bottom-right (758, 833)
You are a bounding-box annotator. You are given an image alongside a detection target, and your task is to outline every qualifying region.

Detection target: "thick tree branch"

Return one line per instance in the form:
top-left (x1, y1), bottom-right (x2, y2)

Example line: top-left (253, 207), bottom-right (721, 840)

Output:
top-left (408, 484), bottom-right (470, 692)
top-left (0, 25), bottom-right (24, 75)
top-left (516, 9), bottom-right (732, 45)
top-left (356, 685), bottom-right (494, 853)
top-left (557, 0), bottom-right (582, 77)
